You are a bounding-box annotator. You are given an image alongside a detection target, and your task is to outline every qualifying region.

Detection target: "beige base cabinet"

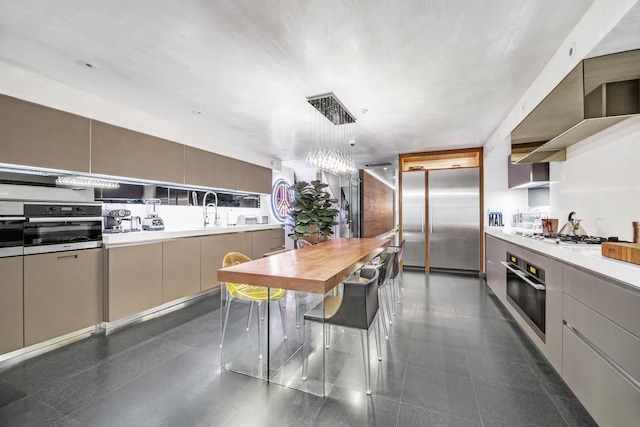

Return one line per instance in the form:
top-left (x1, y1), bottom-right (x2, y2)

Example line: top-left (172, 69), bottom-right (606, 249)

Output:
top-left (0, 256), bottom-right (24, 354)
top-left (104, 243), bottom-right (163, 322)
top-left (251, 228), bottom-right (285, 259)
top-left (201, 232), bottom-right (253, 290)
top-left (24, 249), bottom-right (102, 346)
top-left (163, 238), bottom-right (201, 302)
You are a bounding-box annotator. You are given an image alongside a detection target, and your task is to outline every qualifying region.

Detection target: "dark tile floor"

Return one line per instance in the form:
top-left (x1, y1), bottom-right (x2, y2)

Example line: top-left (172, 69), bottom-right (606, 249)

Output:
top-left (0, 271), bottom-right (598, 426)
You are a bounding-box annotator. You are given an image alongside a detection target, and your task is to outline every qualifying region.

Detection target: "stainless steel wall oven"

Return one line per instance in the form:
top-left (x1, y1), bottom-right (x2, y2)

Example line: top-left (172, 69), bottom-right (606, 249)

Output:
top-left (23, 202), bottom-right (103, 254)
top-left (502, 252), bottom-right (546, 341)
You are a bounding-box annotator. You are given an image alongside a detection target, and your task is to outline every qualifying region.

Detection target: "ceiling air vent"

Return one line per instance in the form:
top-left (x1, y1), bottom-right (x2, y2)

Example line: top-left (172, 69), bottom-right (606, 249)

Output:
top-left (364, 162), bottom-right (392, 167)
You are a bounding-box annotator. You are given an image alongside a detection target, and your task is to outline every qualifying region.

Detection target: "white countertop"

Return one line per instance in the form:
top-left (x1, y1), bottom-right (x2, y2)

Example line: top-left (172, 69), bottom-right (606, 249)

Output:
top-left (486, 230), bottom-right (640, 291)
top-left (103, 223), bottom-right (284, 247)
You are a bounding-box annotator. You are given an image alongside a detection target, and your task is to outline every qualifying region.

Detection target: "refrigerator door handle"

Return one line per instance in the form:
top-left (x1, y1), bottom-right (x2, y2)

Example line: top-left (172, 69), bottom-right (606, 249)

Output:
top-left (421, 205), bottom-right (425, 233)
top-left (429, 206), bottom-right (433, 234)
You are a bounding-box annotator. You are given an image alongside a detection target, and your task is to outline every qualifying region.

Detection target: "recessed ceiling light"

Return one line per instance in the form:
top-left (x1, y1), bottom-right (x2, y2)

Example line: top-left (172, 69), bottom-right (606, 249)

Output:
top-left (191, 110), bottom-right (203, 115)
top-left (77, 60), bottom-right (97, 69)
top-left (383, 167), bottom-right (388, 171)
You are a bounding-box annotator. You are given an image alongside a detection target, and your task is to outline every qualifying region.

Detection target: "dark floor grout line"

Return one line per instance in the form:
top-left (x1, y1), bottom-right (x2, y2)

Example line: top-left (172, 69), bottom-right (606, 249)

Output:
top-left (466, 350), bottom-right (485, 427)
top-left (394, 359), bottom-right (408, 427)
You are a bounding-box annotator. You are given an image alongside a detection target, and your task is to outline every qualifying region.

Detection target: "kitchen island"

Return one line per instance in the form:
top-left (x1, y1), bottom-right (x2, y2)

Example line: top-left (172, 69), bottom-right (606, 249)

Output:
top-left (485, 230), bottom-right (640, 427)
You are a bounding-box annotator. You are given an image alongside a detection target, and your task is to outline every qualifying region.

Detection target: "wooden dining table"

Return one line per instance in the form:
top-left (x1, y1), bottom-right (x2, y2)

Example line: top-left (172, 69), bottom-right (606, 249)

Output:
top-left (217, 237), bottom-right (390, 294)
top-left (215, 237), bottom-right (390, 396)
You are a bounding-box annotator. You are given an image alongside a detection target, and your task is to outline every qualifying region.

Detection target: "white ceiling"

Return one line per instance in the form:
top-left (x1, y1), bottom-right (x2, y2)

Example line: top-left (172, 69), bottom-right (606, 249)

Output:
top-left (0, 1), bottom-right (598, 167)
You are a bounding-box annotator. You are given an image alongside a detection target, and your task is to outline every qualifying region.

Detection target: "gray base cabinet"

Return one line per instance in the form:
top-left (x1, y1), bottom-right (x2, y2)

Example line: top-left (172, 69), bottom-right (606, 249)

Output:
top-left (24, 249), bottom-right (102, 346)
top-left (563, 325), bottom-right (640, 427)
top-left (562, 265), bottom-right (640, 427)
top-left (104, 243), bottom-right (163, 322)
top-left (485, 233), bottom-right (640, 427)
top-left (0, 256), bottom-right (24, 354)
top-left (484, 234), bottom-right (506, 301)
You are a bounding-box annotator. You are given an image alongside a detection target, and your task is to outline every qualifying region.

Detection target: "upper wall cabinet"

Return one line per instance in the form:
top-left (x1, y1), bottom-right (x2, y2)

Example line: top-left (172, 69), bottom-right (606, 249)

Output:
top-left (91, 121), bottom-right (185, 184)
top-left (184, 146), bottom-right (238, 190)
top-left (0, 95), bottom-right (90, 172)
top-left (512, 49), bottom-right (640, 163)
top-left (237, 160), bottom-right (272, 194)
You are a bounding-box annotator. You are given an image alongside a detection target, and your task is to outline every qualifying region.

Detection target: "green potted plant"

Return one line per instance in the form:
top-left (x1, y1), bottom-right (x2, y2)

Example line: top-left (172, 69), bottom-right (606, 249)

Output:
top-left (288, 180), bottom-right (339, 246)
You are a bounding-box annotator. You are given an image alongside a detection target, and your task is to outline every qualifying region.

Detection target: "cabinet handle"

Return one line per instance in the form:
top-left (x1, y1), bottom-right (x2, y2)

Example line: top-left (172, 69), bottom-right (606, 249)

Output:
top-left (565, 322), bottom-right (640, 392)
top-left (57, 254), bottom-right (78, 260)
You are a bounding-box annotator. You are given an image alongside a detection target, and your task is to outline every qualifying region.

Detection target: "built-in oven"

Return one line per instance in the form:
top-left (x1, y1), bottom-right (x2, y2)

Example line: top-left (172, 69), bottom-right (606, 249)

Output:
top-left (24, 202), bottom-right (103, 255)
top-left (502, 252), bottom-right (546, 342)
top-left (0, 201), bottom-right (25, 257)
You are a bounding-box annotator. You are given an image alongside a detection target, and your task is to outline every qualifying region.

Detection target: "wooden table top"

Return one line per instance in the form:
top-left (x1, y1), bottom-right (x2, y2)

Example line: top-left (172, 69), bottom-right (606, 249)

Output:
top-left (217, 238), bottom-right (390, 294)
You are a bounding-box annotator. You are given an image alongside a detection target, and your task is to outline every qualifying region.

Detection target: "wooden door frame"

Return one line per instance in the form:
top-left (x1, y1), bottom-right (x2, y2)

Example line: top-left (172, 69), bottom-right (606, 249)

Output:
top-left (398, 147), bottom-right (484, 273)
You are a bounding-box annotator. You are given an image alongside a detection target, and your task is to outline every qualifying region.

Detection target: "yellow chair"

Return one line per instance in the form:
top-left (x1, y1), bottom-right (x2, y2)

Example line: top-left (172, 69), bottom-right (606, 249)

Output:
top-left (220, 252), bottom-right (287, 360)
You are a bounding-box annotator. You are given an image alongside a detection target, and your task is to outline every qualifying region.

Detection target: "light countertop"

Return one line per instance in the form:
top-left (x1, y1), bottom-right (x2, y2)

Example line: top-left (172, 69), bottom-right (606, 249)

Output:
top-left (485, 229), bottom-right (640, 291)
top-left (103, 223), bottom-right (284, 247)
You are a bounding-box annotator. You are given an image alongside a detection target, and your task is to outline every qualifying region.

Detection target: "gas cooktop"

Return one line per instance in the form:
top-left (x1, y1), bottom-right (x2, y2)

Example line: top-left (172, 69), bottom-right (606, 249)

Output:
top-left (531, 233), bottom-right (623, 245)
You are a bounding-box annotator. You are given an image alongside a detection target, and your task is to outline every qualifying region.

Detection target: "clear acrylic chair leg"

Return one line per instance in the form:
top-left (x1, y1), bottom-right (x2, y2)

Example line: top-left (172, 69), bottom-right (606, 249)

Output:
top-left (301, 322), bottom-right (309, 380)
top-left (360, 330), bottom-right (372, 395)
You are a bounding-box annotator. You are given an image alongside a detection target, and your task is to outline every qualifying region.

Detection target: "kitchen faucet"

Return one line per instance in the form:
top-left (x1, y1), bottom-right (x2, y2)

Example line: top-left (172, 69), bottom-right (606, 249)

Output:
top-left (202, 191), bottom-right (219, 226)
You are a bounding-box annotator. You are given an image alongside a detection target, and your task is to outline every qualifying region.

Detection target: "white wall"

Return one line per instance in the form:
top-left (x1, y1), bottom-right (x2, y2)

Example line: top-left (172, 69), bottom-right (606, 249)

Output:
top-left (483, 136), bottom-right (528, 229)
top-left (549, 116), bottom-right (640, 241)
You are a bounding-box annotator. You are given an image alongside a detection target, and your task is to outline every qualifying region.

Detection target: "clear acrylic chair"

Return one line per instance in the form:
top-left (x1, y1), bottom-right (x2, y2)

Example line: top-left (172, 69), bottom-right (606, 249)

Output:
top-left (219, 252), bottom-right (287, 361)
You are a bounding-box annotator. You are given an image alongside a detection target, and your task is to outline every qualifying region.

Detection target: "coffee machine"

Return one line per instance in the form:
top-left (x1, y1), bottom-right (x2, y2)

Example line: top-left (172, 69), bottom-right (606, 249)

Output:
top-left (103, 208), bottom-right (132, 233)
top-left (142, 199), bottom-right (164, 231)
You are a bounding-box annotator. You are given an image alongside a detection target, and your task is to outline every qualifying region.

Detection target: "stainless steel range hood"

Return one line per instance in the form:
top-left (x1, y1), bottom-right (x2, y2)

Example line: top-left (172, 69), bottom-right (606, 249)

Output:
top-left (512, 49), bottom-right (640, 163)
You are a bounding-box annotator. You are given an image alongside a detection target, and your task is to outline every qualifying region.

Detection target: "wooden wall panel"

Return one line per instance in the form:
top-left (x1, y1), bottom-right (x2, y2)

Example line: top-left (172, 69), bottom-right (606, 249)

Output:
top-left (361, 171), bottom-right (394, 238)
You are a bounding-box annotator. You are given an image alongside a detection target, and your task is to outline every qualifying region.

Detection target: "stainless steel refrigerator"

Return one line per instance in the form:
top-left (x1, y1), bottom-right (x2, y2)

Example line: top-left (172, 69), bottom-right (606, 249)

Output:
top-left (401, 171), bottom-right (426, 268)
top-left (428, 168), bottom-right (479, 272)
top-left (401, 168), bottom-right (479, 272)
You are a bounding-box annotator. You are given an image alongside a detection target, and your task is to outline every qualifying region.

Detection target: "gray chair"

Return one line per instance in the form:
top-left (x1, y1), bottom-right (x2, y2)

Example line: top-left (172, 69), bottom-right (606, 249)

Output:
top-left (367, 251), bottom-right (395, 338)
top-left (386, 239), bottom-right (405, 310)
top-left (301, 268), bottom-right (382, 394)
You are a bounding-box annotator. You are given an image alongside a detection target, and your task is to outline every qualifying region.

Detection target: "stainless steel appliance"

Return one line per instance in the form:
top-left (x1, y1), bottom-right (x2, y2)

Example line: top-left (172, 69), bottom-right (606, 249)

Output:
top-left (558, 211), bottom-right (588, 236)
top-left (502, 252), bottom-right (546, 341)
top-left (103, 208), bottom-right (131, 233)
top-left (0, 201), bottom-right (25, 258)
top-left (428, 168), bottom-right (480, 272)
top-left (23, 202), bottom-right (103, 254)
top-left (401, 171), bottom-right (426, 268)
top-left (142, 199), bottom-right (164, 231)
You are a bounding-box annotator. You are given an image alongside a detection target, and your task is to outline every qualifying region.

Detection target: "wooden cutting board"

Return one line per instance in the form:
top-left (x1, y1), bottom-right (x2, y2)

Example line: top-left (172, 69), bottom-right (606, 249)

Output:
top-left (602, 242), bottom-right (640, 265)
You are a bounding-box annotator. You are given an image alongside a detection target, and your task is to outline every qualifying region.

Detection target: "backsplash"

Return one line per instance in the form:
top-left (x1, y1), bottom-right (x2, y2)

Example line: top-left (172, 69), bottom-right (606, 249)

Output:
top-left (484, 117), bottom-right (640, 241)
top-left (104, 197), bottom-right (272, 231)
top-left (549, 116), bottom-right (640, 241)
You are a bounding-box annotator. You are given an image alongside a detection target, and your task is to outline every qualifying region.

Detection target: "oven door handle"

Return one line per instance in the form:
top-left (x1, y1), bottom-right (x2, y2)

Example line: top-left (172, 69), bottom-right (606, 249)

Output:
top-left (500, 262), bottom-right (546, 290)
top-left (27, 216), bottom-right (103, 223)
top-left (0, 216), bottom-right (26, 221)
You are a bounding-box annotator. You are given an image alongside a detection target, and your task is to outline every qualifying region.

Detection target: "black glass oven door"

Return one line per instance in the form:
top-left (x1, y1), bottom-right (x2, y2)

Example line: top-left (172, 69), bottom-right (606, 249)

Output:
top-left (0, 218), bottom-right (25, 248)
top-left (24, 220), bottom-right (102, 248)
